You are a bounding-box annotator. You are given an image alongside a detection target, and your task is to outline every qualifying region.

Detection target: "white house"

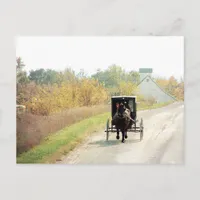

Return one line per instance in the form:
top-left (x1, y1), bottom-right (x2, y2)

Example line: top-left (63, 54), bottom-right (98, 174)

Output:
top-left (137, 68), bottom-right (176, 103)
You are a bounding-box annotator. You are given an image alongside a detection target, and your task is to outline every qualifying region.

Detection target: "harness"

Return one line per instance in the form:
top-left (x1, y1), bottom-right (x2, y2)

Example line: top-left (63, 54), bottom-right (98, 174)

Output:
top-left (114, 102), bottom-right (137, 124)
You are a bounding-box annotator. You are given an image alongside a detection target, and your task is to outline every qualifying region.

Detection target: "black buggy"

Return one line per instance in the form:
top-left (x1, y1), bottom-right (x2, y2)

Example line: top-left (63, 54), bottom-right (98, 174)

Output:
top-left (105, 96), bottom-right (144, 142)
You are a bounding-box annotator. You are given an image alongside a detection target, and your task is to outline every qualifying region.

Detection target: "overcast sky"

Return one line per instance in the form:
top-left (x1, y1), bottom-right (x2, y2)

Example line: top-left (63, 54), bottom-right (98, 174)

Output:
top-left (16, 36), bottom-right (184, 80)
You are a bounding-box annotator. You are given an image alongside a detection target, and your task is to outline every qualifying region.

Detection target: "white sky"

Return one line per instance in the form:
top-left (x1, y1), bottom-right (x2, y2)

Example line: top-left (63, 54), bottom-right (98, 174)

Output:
top-left (16, 36), bottom-right (184, 80)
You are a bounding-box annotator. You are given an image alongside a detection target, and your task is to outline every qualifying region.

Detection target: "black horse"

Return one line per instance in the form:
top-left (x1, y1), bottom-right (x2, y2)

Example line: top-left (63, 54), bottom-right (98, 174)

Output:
top-left (112, 103), bottom-right (131, 143)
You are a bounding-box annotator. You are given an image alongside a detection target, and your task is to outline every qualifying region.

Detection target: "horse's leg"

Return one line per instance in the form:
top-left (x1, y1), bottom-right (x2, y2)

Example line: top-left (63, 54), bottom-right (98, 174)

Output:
top-left (125, 131), bottom-right (128, 139)
top-left (116, 128), bottom-right (120, 140)
top-left (121, 130), bottom-right (125, 143)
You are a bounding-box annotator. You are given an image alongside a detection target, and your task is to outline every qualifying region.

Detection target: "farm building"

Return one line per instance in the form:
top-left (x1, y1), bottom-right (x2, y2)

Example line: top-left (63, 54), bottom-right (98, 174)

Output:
top-left (137, 68), bottom-right (176, 103)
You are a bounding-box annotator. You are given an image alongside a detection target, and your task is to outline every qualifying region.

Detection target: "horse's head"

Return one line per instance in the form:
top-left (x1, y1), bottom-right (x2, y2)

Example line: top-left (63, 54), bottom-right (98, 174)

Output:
top-left (118, 103), bottom-right (126, 117)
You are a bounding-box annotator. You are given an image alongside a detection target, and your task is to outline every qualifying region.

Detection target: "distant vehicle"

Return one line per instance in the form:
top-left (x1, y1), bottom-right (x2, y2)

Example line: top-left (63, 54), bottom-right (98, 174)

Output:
top-left (105, 96), bottom-right (144, 143)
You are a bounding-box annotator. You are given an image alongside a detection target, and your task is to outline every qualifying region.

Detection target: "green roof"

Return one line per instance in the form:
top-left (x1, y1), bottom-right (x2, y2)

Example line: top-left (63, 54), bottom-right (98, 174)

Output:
top-left (139, 68), bottom-right (153, 73)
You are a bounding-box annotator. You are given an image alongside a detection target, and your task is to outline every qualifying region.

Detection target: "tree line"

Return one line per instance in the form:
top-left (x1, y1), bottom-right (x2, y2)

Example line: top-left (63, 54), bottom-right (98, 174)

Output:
top-left (17, 57), bottom-right (108, 115)
top-left (17, 57), bottom-right (184, 115)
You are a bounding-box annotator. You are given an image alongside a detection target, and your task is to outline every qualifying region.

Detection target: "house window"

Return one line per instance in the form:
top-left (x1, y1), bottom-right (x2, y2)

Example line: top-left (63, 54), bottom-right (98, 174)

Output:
top-left (146, 78), bottom-right (149, 82)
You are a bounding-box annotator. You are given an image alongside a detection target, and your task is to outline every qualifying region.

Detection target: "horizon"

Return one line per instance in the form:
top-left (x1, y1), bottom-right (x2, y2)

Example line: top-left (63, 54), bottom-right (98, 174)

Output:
top-left (19, 64), bottom-right (183, 81)
top-left (16, 36), bottom-right (184, 80)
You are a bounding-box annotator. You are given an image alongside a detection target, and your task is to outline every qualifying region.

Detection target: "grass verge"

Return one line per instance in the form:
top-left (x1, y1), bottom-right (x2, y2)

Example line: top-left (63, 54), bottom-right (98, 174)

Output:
top-left (17, 101), bottom-right (174, 164)
top-left (17, 104), bottom-right (109, 155)
top-left (17, 112), bottom-right (110, 164)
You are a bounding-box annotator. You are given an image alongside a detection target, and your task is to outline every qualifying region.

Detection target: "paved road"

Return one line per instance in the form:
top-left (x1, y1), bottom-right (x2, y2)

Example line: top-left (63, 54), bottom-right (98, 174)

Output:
top-left (58, 102), bottom-right (184, 164)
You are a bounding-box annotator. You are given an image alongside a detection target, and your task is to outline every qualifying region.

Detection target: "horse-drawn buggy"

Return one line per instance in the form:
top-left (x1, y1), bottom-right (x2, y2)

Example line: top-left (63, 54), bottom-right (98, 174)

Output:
top-left (105, 96), bottom-right (144, 143)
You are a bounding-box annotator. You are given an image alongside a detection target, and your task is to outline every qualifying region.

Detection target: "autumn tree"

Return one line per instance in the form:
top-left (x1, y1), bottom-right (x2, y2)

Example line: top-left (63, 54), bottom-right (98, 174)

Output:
top-left (118, 81), bottom-right (138, 96)
top-left (62, 67), bottom-right (78, 83)
top-left (174, 78), bottom-right (184, 100)
top-left (155, 75), bottom-right (184, 100)
top-left (167, 76), bottom-right (178, 96)
top-left (16, 57), bottom-right (29, 84)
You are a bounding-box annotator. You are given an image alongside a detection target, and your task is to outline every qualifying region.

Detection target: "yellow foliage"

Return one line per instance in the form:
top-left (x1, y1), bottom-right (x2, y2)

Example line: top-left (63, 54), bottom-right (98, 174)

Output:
top-left (118, 81), bottom-right (138, 96)
top-left (23, 79), bottom-right (108, 115)
top-left (156, 77), bottom-right (184, 100)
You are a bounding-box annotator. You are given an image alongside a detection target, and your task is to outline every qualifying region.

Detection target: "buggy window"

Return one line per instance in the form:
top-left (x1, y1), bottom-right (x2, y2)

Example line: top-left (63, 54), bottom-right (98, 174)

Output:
top-left (128, 100), bottom-right (134, 112)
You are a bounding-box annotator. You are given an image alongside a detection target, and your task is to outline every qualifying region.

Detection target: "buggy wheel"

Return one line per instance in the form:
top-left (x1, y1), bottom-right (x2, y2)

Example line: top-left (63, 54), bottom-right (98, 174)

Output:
top-left (106, 119), bottom-right (110, 141)
top-left (140, 118), bottom-right (144, 141)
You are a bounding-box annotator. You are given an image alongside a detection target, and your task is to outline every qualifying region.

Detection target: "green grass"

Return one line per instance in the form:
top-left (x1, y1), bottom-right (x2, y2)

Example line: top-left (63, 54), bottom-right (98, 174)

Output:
top-left (17, 101), bottom-right (173, 164)
top-left (17, 112), bottom-right (110, 164)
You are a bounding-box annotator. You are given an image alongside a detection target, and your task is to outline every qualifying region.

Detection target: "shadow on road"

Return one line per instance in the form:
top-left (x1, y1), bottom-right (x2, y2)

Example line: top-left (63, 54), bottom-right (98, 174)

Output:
top-left (88, 138), bottom-right (141, 147)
